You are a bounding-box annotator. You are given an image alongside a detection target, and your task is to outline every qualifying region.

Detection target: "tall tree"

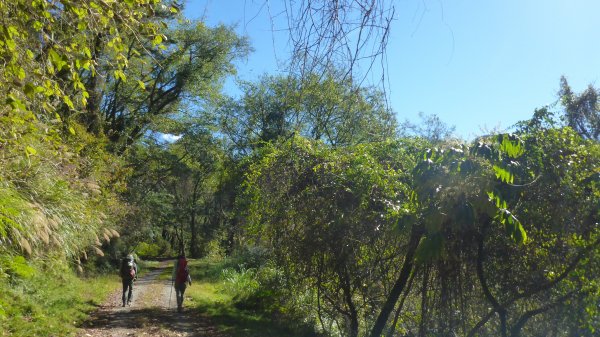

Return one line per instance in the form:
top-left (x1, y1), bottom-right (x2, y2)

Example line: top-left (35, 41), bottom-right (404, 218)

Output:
top-left (89, 20), bottom-right (249, 150)
top-left (220, 73), bottom-right (397, 153)
top-left (558, 76), bottom-right (600, 141)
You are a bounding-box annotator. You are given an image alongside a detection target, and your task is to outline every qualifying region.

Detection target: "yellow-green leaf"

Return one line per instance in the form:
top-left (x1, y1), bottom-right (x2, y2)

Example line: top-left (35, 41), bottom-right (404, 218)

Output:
top-left (114, 69), bottom-right (126, 82)
top-left (83, 47), bottom-right (91, 59)
top-left (63, 95), bottom-right (74, 109)
top-left (26, 146), bottom-right (37, 156)
top-left (24, 83), bottom-right (36, 97)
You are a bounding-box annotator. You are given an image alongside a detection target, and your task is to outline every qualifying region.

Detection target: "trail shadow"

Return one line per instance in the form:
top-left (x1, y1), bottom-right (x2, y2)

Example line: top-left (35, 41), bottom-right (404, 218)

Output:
top-left (84, 299), bottom-right (102, 308)
top-left (193, 301), bottom-right (322, 337)
top-left (81, 306), bottom-right (222, 337)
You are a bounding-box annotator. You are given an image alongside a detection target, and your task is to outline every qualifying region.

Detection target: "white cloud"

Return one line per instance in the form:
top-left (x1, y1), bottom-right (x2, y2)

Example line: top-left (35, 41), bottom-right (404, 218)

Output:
top-left (159, 133), bottom-right (182, 143)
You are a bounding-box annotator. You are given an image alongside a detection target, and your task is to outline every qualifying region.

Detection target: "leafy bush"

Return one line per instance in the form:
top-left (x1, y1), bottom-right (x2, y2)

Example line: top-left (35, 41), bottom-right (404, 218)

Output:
top-left (136, 242), bottom-right (163, 259)
top-left (221, 262), bottom-right (286, 311)
top-left (225, 245), bottom-right (272, 270)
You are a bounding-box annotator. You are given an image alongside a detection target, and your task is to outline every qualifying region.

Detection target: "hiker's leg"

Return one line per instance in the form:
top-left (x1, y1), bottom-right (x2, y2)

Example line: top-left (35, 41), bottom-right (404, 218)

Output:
top-left (121, 280), bottom-right (128, 306)
top-left (175, 283), bottom-right (187, 311)
top-left (180, 283), bottom-right (187, 304)
top-left (127, 280), bottom-right (133, 303)
top-left (175, 283), bottom-right (183, 307)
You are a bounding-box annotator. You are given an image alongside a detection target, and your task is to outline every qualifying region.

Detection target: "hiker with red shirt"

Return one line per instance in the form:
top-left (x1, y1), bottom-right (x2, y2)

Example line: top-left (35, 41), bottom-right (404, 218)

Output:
top-left (172, 254), bottom-right (192, 312)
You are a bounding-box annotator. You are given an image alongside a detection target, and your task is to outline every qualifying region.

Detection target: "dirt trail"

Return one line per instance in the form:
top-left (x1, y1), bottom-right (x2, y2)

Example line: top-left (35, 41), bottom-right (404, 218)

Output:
top-left (78, 261), bottom-right (222, 337)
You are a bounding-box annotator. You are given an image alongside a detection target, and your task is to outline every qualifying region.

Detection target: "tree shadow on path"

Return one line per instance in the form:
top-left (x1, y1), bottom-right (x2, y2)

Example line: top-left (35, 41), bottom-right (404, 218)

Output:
top-left (80, 306), bottom-right (223, 337)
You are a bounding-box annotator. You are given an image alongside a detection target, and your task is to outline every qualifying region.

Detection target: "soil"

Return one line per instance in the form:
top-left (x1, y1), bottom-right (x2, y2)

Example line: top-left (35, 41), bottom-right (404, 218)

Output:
top-left (77, 261), bottom-right (223, 337)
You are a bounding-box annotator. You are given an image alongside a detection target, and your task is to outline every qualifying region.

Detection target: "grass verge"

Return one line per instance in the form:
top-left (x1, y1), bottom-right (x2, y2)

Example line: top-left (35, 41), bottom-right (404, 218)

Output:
top-left (0, 260), bottom-right (118, 337)
top-left (184, 258), bottom-right (321, 337)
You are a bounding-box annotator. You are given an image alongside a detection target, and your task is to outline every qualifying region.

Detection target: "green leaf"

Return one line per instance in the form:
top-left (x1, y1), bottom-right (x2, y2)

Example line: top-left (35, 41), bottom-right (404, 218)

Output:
top-left (499, 134), bottom-right (524, 158)
top-left (114, 69), bottom-right (127, 82)
top-left (48, 49), bottom-right (68, 71)
top-left (83, 47), bottom-right (92, 59)
top-left (497, 209), bottom-right (527, 244)
top-left (24, 83), bottom-right (36, 97)
top-left (69, 126), bottom-right (76, 135)
top-left (493, 165), bottom-right (514, 184)
top-left (62, 95), bottom-right (74, 109)
top-left (152, 34), bottom-right (163, 45)
top-left (137, 80), bottom-right (146, 90)
top-left (5, 39), bottom-right (16, 51)
top-left (25, 146), bottom-right (37, 156)
top-left (6, 94), bottom-right (27, 111)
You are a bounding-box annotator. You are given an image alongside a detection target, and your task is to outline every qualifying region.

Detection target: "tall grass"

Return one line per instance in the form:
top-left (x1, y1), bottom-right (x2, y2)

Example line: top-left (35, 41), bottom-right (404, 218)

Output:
top-left (0, 255), bottom-right (118, 336)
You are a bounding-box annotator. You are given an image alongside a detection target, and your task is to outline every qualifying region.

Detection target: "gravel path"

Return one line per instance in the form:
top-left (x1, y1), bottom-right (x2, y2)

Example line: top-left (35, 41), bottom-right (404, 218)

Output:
top-left (77, 261), bottom-right (223, 337)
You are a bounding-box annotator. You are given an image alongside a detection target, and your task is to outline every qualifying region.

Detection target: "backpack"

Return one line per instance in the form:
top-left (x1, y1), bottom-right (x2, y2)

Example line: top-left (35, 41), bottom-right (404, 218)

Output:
top-left (121, 258), bottom-right (136, 280)
top-left (175, 258), bottom-right (189, 284)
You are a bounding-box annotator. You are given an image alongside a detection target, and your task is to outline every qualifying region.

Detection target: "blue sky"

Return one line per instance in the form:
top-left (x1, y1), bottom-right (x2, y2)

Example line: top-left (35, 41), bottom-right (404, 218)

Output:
top-left (184, 0), bottom-right (600, 139)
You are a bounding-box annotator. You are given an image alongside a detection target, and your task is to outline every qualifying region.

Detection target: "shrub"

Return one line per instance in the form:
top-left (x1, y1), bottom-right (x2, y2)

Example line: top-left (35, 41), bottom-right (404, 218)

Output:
top-left (221, 262), bottom-right (286, 311)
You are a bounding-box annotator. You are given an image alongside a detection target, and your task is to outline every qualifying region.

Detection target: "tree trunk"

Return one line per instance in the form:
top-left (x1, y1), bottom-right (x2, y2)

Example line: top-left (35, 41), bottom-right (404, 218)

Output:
top-left (369, 225), bottom-right (423, 337)
top-left (190, 209), bottom-right (199, 258)
top-left (84, 33), bottom-right (104, 134)
top-left (418, 265), bottom-right (430, 337)
top-left (341, 266), bottom-right (359, 337)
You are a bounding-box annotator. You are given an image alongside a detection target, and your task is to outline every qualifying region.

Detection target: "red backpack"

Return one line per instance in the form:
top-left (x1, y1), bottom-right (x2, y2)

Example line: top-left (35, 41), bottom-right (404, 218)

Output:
top-left (175, 258), bottom-right (189, 283)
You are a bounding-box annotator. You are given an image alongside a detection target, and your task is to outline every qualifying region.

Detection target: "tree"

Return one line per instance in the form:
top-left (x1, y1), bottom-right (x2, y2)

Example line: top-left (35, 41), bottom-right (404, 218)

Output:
top-left (245, 137), bottom-right (419, 337)
top-left (0, 0), bottom-right (172, 262)
top-left (400, 111), bottom-right (457, 143)
top-left (123, 124), bottom-right (226, 258)
top-left (88, 19), bottom-right (249, 150)
top-left (558, 76), bottom-right (600, 141)
top-left (220, 73), bottom-right (397, 153)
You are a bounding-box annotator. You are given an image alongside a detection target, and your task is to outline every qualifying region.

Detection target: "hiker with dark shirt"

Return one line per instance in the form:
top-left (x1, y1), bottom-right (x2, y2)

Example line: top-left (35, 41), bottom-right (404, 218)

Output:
top-left (119, 254), bottom-right (138, 307)
top-left (172, 254), bottom-right (192, 312)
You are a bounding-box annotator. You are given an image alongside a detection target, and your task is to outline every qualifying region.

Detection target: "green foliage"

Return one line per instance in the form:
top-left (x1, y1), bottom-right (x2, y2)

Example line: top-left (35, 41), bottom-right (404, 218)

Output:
top-left (244, 135), bottom-right (419, 336)
top-left (96, 19), bottom-right (249, 148)
top-left (221, 73), bottom-right (397, 152)
top-left (0, 255), bottom-right (34, 280)
top-left (0, 0), bottom-right (166, 135)
top-left (0, 257), bottom-right (118, 336)
top-left (136, 241), bottom-right (167, 259)
top-left (0, 118), bottom-right (126, 260)
top-left (558, 76), bottom-right (600, 140)
top-left (185, 258), bottom-right (322, 337)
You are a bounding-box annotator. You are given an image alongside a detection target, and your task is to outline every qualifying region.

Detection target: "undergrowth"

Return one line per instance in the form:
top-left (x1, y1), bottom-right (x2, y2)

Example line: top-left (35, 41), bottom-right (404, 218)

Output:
top-left (184, 257), bottom-right (324, 337)
top-left (0, 255), bottom-right (117, 337)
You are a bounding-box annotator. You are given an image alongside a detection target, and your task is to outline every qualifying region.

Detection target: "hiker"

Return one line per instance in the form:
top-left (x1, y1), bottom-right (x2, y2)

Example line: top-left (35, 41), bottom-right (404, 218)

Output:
top-left (172, 254), bottom-right (192, 312)
top-left (119, 254), bottom-right (138, 307)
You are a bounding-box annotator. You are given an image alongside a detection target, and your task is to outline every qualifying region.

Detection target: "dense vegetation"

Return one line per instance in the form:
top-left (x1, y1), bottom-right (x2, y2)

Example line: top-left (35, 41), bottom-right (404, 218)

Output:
top-left (0, 1), bottom-right (598, 336)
